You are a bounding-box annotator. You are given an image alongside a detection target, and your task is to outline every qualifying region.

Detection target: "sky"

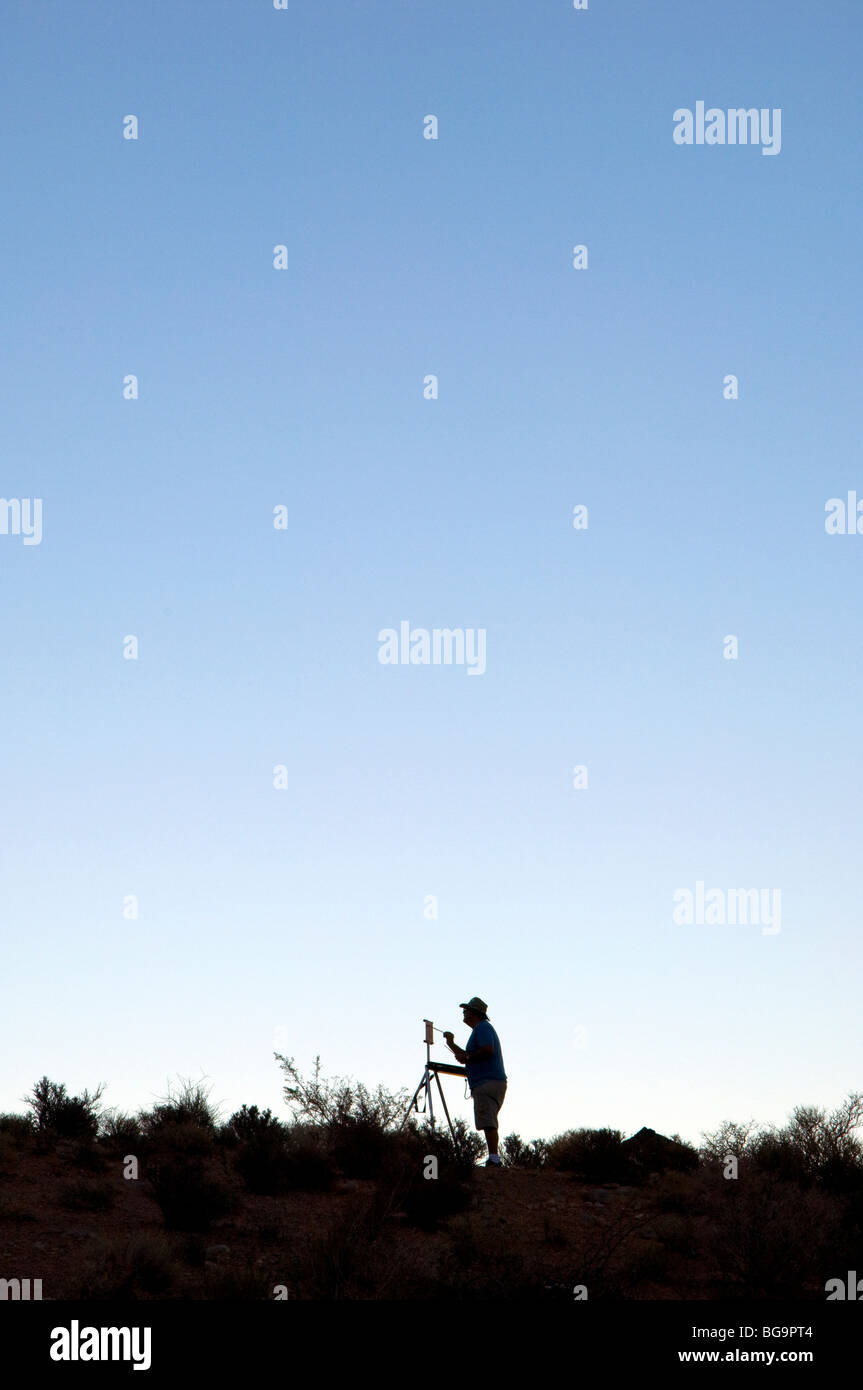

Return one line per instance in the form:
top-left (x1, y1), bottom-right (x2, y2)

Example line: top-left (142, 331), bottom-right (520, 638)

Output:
top-left (1, 0), bottom-right (861, 1153)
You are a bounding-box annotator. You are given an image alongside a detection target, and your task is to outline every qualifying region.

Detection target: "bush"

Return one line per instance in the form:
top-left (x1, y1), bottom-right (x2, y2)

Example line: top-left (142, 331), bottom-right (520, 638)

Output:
top-left (0, 1113), bottom-right (35, 1142)
top-left (224, 1104), bottom-right (284, 1144)
top-left (73, 1234), bottom-right (177, 1299)
top-left (274, 1053), bottom-right (410, 1130)
top-left (501, 1133), bottom-right (549, 1168)
top-left (700, 1094), bottom-right (863, 1196)
top-left (701, 1163), bottom-right (842, 1298)
top-left (403, 1170), bottom-right (471, 1231)
top-left (67, 1141), bottom-right (108, 1172)
top-left (147, 1157), bottom-right (239, 1232)
top-left (99, 1110), bottom-right (143, 1149)
top-left (414, 1119), bottom-right (485, 1177)
top-left (140, 1077), bottom-right (222, 1134)
top-left (329, 1116), bottom-right (396, 1179)
top-left (546, 1127), bottom-right (628, 1181)
top-left (58, 1178), bottom-right (115, 1212)
top-left (24, 1076), bottom-right (106, 1141)
top-left (234, 1133), bottom-right (335, 1195)
top-left (139, 1118), bottom-right (216, 1159)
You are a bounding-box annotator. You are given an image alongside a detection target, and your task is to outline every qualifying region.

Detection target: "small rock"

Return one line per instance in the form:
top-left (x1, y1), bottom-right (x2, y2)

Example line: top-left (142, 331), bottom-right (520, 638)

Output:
top-left (204, 1244), bottom-right (230, 1258)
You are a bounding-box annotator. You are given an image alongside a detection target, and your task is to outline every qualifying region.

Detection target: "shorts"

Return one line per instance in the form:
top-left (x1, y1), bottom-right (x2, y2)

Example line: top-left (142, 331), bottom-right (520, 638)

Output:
top-left (471, 1079), bottom-right (507, 1130)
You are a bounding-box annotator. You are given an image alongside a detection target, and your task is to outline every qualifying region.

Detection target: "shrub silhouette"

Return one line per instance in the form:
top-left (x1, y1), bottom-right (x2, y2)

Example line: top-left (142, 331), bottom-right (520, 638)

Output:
top-left (700, 1092), bottom-right (863, 1196)
top-left (140, 1077), bottom-right (221, 1135)
top-left (224, 1104), bottom-right (284, 1145)
top-left (502, 1133), bottom-right (549, 1168)
top-left (147, 1157), bottom-right (239, 1232)
top-left (0, 1113), bottom-right (35, 1142)
top-left (24, 1076), bottom-right (106, 1141)
top-left (139, 1118), bottom-right (217, 1160)
top-left (413, 1118), bottom-right (485, 1176)
top-left (274, 1054), bottom-right (420, 1180)
top-left (73, 1234), bottom-right (177, 1300)
top-left (274, 1053), bottom-right (410, 1130)
top-left (546, 1127), bottom-right (628, 1181)
top-left (98, 1110), bottom-right (142, 1150)
top-left (59, 1177), bottom-right (115, 1212)
top-left (402, 1169), bottom-right (471, 1231)
top-left (234, 1130), bottom-right (335, 1194)
top-left (701, 1162), bottom-right (842, 1298)
top-left (67, 1141), bottom-right (108, 1173)
top-left (329, 1116), bottom-right (396, 1180)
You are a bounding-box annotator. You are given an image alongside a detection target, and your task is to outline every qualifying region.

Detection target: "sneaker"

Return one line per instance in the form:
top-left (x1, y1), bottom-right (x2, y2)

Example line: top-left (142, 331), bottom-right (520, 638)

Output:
top-left (484, 1157), bottom-right (502, 1167)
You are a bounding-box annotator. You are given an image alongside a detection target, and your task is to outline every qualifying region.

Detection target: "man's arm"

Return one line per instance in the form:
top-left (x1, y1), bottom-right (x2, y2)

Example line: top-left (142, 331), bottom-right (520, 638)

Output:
top-left (444, 1034), bottom-right (494, 1066)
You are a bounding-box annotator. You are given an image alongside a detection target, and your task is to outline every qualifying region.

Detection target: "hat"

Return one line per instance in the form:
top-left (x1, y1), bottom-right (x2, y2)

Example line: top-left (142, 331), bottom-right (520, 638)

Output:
top-left (459, 996), bottom-right (489, 1017)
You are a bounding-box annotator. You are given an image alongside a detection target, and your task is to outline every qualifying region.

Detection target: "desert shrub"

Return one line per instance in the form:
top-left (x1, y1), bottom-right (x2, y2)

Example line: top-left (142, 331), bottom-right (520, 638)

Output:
top-left (701, 1163), bottom-right (842, 1298)
top-left (749, 1131), bottom-right (812, 1187)
top-left (0, 1132), bottom-right (16, 1174)
top-left (98, 1110), bottom-right (143, 1149)
top-left (139, 1077), bottom-right (221, 1136)
top-left (147, 1157), bottom-right (239, 1232)
top-left (502, 1133), bottom-right (549, 1168)
top-left (649, 1169), bottom-right (697, 1213)
top-left (546, 1127), bottom-right (627, 1181)
top-left (224, 1104), bottom-right (284, 1145)
top-left (700, 1094), bottom-right (863, 1196)
top-left (274, 1053), bottom-right (410, 1130)
top-left (440, 1214), bottom-right (545, 1300)
top-left (817, 1152), bottom-right (863, 1196)
top-left (24, 1076), bottom-right (106, 1141)
top-left (699, 1118), bottom-right (759, 1162)
top-left (58, 1177), bottom-right (115, 1212)
top-left (0, 1113), bottom-right (35, 1142)
top-left (67, 1141), bottom-right (108, 1172)
top-left (413, 1119), bottom-right (485, 1177)
top-left (290, 1185), bottom-right (412, 1299)
top-left (328, 1116), bottom-right (396, 1180)
top-left (234, 1131), bottom-right (335, 1194)
top-left (403, 1171), bottom-right (471, 1231)
top-left (73, 1234), bottom-right (177, 1299)
top-left (138, 1117), bottom-right (216, 1160)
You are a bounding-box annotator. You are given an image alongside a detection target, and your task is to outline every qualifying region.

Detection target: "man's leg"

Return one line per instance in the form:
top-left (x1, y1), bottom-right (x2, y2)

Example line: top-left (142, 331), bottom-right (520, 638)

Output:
top-left (484, 1126), bottom-right (499, 1157)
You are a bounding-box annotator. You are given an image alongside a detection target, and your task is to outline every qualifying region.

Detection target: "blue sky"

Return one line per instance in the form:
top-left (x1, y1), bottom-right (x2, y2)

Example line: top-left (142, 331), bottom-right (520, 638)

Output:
top-left (1, 0), bottom-right (861, 1152)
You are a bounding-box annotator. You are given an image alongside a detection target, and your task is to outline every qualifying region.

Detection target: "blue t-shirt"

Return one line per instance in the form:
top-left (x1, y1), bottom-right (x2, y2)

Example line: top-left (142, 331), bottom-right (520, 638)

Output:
top-left (465, 1020), bottom-right (506, 1086)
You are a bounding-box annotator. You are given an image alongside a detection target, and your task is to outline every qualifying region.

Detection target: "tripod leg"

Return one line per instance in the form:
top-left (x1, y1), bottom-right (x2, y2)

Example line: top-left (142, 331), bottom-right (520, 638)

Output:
top-left (399, 1073), bottom-right (429, 1131)
top-left (434, 1070), bottom-right (457, 1142)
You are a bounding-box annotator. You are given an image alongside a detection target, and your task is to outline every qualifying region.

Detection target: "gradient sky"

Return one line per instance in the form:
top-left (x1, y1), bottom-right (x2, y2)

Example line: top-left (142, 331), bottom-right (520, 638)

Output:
top-left (1, 0), bottom-right (861, 1153)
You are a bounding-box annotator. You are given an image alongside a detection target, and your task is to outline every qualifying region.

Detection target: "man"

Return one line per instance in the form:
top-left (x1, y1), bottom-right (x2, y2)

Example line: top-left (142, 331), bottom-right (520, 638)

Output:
top-left (443, 996), bottom-right (507, 1167)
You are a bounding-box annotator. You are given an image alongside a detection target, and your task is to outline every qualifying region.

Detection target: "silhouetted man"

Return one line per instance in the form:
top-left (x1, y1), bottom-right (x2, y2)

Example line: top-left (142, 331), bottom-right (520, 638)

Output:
top-left (443, 996), bottom-right (507, 1166)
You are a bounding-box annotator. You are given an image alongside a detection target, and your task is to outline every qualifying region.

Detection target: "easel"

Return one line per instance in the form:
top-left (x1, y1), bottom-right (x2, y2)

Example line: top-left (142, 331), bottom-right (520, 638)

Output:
top-left (400, 1019), bottom-right (466, 1140)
